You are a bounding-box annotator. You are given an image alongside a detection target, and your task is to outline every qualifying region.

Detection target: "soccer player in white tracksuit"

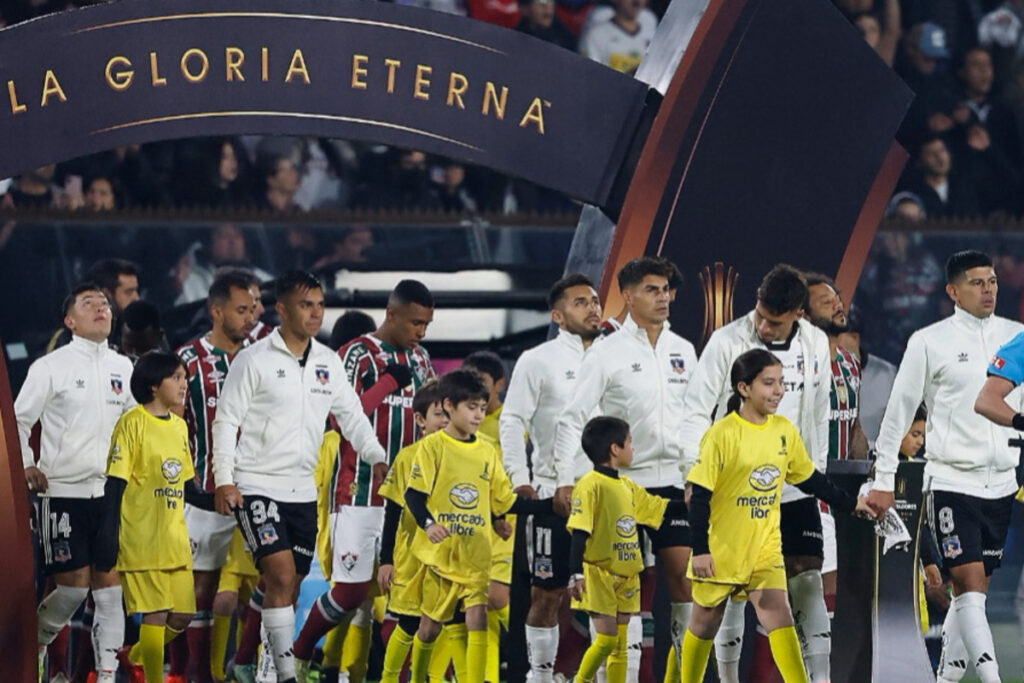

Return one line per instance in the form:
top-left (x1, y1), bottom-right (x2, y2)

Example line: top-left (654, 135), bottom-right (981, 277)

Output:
top-left (16, 283), bottom-right (135, 682)
top-left (869, 250), bottom-right (1024, 683)
top-left (679, 265), bottom-right (832, 683)
top-left (555, 257), bottom-right (698, 682)
top-left (499, 273), bottom-right (603, 681)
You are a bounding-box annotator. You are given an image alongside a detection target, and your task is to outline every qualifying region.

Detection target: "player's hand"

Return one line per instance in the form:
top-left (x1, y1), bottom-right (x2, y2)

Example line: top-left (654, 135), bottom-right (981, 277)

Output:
top-left (377, 564), bottom-right (395, 594)
top-left (494, 519), bottom-right (513, 540)
top-left (384, 363), bottom-right (414, 390)
top-left (425, 523), bottom-right (450, 543)
top-left (515, 485), bottom-right (538, 500)
top-left (866, 489), bottom-right (895, 517)
top-left (691, 553), bottom-right (715, 578)
top-left (924, 564), bottom-right (942, 589)
top-left (568, 575), bottom-right (585, 601)
top-left (215, 485), bottom-right (244, 516)
top-left (853, 496), bottom-right (877, 520)
top-left (553, 486), bottom-right (573, 517)
top-left (372, 462), bottom-right (388, 488)
top-left (25, 466), bottom-right (48, 494)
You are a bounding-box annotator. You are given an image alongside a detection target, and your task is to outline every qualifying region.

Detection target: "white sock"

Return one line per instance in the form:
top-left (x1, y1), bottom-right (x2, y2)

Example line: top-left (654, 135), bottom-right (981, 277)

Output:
top-left (90, 585), bottom-right (124, 675)
top-left (714, 599), bottom-right (745, 683)
top-left (626, 614), bottom-right (642, 682)
top-left (669, 601), bottom-right (692, 657)
top-left (788, 570), bottom-right (830, 683)
top-left (936, 604), bottom-right (968, 682)
top-left (525, 625), bottom-right (558, 682)
top-left (954, 592), bottom-right (1000, 683)
top-left (262, 606), bottom-right (296, 680)
top-left (37, 585), bottom-right (89, 647)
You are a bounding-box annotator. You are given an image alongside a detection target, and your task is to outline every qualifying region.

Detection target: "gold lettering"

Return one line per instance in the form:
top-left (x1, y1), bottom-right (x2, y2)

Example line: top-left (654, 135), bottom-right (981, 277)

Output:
top-left (384, 58), bottom-right (401, 94)
top-left (351, 55), bottom-right (368, 90)
top-left (447, 72), bottom-right (467, 109)
top-left (180, 48), bottom-right (209, 83)
top-left (105, 56), bottom-right (134, 92)
top-left (482, 82), bottom-right (507, 120)
top-left (519, 97), bottom-right (546, 134)
top-left (225, 47), bottom-right (245, 82)
top-left (261, 47), bottom-right (269, 82)
top-left (40, 70), bottom-right (67, 107)
top-left (413, 64), bottom-right (432, 101)
top-left (7, 81), bottom-right (25, 114)
top-left (285, 49), bottom-right (310, 84)
top-left (149, 52), bottom-right (166, 87)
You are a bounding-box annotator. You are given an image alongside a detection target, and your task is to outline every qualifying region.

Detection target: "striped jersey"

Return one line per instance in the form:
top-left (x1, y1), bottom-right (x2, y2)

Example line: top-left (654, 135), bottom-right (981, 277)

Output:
top-left (828, 345), bottom-right (861, 460)
top-left (177, 336), bottom-right (240, 492)
top-left (329, 334), bottom-right (435, 508)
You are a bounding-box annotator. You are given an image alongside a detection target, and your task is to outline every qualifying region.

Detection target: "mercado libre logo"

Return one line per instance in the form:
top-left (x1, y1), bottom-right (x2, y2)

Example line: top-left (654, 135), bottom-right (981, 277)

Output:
top-left (748, 464), bottom-right (781, 493)
top-left (615, 515), bottom-right (637, 538)
top-left (449, 483), bottom-right (479, 510)
top-left (161, 458), bottom-right (183, 485)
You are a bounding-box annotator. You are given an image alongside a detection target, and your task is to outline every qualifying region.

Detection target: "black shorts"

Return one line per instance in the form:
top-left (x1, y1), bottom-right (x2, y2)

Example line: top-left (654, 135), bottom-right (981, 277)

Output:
top-left (780, 497), bottom-right (824, 559)
top-left (528, 509), bottom-right (572, 589)
top-left (931, 490), bottom-right (1014, 576)
top-left (640, 486), bottom-right (690, 552)
top-left (235, 495), bottom-right (317, 576)
top-left (39, 496), bottom-right (105, 574)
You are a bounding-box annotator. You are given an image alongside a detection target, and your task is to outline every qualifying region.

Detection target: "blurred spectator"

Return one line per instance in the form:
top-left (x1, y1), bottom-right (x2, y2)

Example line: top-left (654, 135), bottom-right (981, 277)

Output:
top-left (434, 162), bottom-right (480, 213)
top-left (465, 0), bottom-right (520, 29)
top-left (120, 299), bottom-right (169, 362)
top-left (173, 224), bottom-right (272, 305)
top-left (351, 149), bottom-right (442, 211)
top-left (896, 22), bottom-right (961, 147)
top-left (850, 0), bottom-right (900, 67)
top-left (515, 0), bottom-right (576, 51)
top-left (293, 139), bottom-right (356, 211)
top-left (885, 191), bottom-right (928, 221)
top-left (175, 138), bottom-right (255, 209)
top-left (899, 135), bottom-right (980, 218)
top-left (0, 165), bottom-right (56, 209)
top-left (279, 227), bottom-right (321, 271)
top-left (979, 1), bottom-right (1024, 85)
top-left (83, 175), bottom-right (120, 212)
top-left (579, 0), bottom-right (655, 75)
top-left (329, 311), bottom-right (377, 350)
top-left (313, 226), bottom-right (375, 270)
top-left (258, 153), bottom-right (301, 213)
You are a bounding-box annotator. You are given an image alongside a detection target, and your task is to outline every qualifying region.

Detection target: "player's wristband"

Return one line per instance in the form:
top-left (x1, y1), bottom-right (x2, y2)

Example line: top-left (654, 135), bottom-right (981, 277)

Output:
top-left (422, 517), bottom-right (435, 530)
top-left (569, 573), bottom-right (584, 585)
top-left (1012, 413), bottom-right (1024, 432)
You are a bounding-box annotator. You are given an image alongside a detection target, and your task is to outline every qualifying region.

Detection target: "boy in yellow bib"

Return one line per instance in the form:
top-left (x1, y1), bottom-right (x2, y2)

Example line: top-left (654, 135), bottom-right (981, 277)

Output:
top-left (403, 369), bottom-right (554, 682)
top-left (566, 416), bottom-right (686, 683)
top-left (98, 351), bottom-right (196, 683)
top-left (682, 349), bottom-right (871, 683)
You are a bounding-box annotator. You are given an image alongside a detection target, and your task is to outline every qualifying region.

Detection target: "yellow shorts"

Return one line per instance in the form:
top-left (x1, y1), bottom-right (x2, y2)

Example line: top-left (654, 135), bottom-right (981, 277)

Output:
top-left (122, 568), bottom-right (196, 616)
top-left (420, 567), bottom-right (488, 623)
top-left (570, 563), bottom-right (640, 617)
top-left (388, 563), bottom-right (425, 617)
top-left (489, 515), bottom-right (515, 584)
top-left (690, 555), bottom-right (787, 608)
top-left (217, 529), bottom-right (259, 596)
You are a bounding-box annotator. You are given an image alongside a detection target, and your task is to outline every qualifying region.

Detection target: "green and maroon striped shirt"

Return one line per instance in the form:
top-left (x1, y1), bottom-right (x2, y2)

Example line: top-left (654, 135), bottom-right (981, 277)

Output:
top-left (828, 345), bottom-right (861, 461)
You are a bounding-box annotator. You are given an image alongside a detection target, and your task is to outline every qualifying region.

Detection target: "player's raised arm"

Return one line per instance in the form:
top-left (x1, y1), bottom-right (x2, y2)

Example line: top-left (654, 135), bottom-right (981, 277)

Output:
top-left (330, 372), bottom-right (387, 467)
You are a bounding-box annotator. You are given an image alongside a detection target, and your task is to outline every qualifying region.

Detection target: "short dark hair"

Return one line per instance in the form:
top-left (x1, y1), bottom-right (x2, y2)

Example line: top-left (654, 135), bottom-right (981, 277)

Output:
top-left (275, 270), bottom-right (322, 300)
top-left (130, 350), bottom-right (183, 404)
top-left (581, 416), bottom-right (630, 465)
top-left (329, 311), bottom-right (377, 351)
top-left (801, 272), bottom-right (836, 314)
top-left (913, 405), bottom-right (927, 424)
top-left (61, 282), bottom-right (106, 318)
top-left (463, 350), bottom-right (505, 382)
top-left (548, 273), bottom-right (595, 310)
top-left (85, 258), bottom-right (139, 294)
top-left (945, 250), bottom-right (992, 283)
top-left (390, 279), bottom-right (434, 309)
top-left (756, 264), bottom-right (807, 315)
top-left (122, 300), bottom-right (162, 332)
top-left (413, 379), bottom-right (443, 417)
top-left (438, 368), bottom-right (489, 408)
top-left (917, 134), bottom-right (947, 159)
top-left (617, 257), bottom-right (675, 291)
top-left (209, 269), bottom-right (257, 305)
top-left (661, 258), bottom-right (684, 292)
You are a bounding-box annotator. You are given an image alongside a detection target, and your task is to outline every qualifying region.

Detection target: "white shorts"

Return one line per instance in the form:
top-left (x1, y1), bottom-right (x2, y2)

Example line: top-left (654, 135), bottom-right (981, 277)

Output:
top-left (820, 505), bottom-right (837, 574)
top-left (185, 504), bottom-right (237, 571)
top-left (329, 505), bottom-right (384, 583)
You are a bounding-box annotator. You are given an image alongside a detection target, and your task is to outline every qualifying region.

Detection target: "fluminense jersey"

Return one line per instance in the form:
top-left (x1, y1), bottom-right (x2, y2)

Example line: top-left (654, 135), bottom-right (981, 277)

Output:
top-left (829, 346), bottom-right (861, 461)
top-left (177, 336), bottom-right (240, 493)
top-left (378, 442), bottom-right (423, 595)
top-left (686, 412), bottom-right (814, 585)
top-left (107, 406), bottom-right (194, 571)
top-left (330, 334), bottom-right (435, 509)
top-left (567, 468), bottom-right (667, 577)
top-left (408, 430), bottom-right (516, 587)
